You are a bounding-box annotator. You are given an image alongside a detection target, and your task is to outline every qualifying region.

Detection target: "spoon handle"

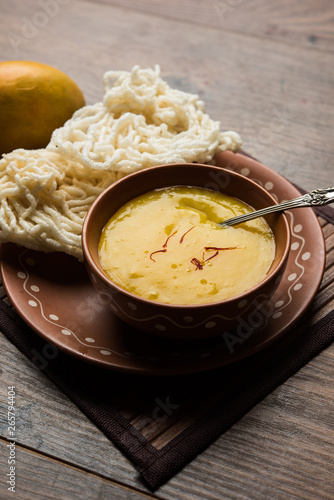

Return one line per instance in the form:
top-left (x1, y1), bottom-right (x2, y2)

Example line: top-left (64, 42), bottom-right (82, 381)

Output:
top-left (220, 187), bottom-right (334, 227)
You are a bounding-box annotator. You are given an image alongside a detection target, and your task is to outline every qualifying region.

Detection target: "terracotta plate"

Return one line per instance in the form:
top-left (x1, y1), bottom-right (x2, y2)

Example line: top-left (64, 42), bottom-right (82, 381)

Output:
top-left (0, 152), bottom-right (326, 375)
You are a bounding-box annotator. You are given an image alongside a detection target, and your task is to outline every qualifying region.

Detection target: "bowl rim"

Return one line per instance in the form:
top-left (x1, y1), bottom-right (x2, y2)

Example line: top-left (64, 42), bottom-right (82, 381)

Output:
top-left (82, 163), bottom-right (291, 309)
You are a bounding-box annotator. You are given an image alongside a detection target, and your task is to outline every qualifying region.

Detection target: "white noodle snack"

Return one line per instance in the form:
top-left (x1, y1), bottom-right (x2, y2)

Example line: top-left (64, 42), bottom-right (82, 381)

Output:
top-left (0, 149), bottom-right (116, 260)
top-left (49, 65), bottom-right (242, 173)
top-left (0, 65), bottom-right (242, 260)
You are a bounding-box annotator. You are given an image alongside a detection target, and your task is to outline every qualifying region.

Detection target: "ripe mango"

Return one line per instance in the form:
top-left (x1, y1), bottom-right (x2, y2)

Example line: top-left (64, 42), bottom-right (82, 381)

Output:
top-left (0, 60), bottom-right (85, 155)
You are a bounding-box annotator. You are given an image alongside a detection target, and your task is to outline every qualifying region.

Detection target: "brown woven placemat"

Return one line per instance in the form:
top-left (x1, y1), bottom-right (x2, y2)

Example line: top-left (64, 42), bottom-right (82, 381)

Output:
top-left (0, 204), bottom-right (333, 491)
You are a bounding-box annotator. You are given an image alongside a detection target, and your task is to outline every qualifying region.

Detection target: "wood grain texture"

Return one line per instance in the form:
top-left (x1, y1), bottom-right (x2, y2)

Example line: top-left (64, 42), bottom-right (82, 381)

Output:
top-left (0, 439), bottom-right (154, 499)
top-left (0, 334), bottom-right (147, 492)
top-left (94, 0), bottom-right (334, 51)
top-left (0, 0), bottom-right (333, 498)
top-left (1, 0), bottom-right (333, 192)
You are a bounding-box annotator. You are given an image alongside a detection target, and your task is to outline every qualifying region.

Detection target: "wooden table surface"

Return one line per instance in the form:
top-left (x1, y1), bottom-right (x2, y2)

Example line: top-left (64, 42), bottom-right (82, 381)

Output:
top-left (1, 1), bottom-right (333, 498)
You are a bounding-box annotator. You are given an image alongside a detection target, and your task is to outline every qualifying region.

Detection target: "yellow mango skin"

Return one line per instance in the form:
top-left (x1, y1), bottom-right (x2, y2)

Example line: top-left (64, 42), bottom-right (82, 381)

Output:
top-left (99, 187), bottom-right (276, 305)
top-left (0, 60), bottom-right (85, 155)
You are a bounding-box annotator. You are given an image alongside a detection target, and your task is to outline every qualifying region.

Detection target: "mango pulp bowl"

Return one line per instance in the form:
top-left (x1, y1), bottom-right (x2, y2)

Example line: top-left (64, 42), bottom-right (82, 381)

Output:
top-left (82, 163), bottom-right (291, 340)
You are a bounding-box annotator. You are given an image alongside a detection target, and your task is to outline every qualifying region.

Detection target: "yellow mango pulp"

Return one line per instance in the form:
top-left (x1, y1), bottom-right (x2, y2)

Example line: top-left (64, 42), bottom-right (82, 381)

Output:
top-left (98, 187), bottom-right (275, 305)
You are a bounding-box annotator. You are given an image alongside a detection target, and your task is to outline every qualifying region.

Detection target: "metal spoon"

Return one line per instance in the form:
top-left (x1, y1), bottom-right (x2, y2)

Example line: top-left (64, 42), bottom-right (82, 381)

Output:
top-left (219, 187), bottom-right (334, 227)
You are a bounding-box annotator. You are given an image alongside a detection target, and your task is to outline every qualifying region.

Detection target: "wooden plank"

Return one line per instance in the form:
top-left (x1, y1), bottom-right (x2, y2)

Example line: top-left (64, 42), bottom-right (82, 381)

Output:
top-left (0, 0), bottom-right (333, 192)
top-left (0, 439), bottom-right (155, 499)
top-left (94, 0), bottom-right (334, 51)
top-left (188, 350), bottom-right (334, 499)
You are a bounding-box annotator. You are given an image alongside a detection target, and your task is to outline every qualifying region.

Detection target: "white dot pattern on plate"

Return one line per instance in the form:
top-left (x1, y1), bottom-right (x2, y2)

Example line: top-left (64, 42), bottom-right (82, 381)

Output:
top-left (264, 181), bottom-right (274, 190)
top-left (30, 285), bottom-right (39, 292)
top-left (240, 168), bottom-right (250, 176)
top-left (294, 283), bottom-right (303, 291)
top-left (100, 350), bottom-right (112, 356)
top-left (49, 314), bottom-right (59, 321)
top-left (17, 272), bottom-right (26, 279)
top-left (26, 258), bottom-right (35, 266)
top-left (183, 316), bottom-right (193, 323)
top-left (294, 224), bottom-right (303, 233)
top-left (291, 242), bottom-right (299, 250)
top-left (28, 300), bottom-right (38, 307)
top-left (61, 329), bottom-right (71, 336)
top-left (272, 312), bottom-right (283, 319)
top-left (205, 321), bottom-right (216, 329)
top-left (85, 337), bottom-right (95, 343)
top-left (302, 252), bottom-right (311, 261)
top-left (128, 302), bottom-right (137, 311)
top-left (275, 300), bottom-right (284, 308)
top-left (288, 273), bottom-right (297, 281)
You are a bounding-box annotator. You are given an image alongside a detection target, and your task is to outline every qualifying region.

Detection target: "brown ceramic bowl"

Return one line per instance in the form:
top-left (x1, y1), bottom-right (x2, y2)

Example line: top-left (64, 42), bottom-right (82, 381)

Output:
top-left (82, 163), bottom-right (290, 340)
